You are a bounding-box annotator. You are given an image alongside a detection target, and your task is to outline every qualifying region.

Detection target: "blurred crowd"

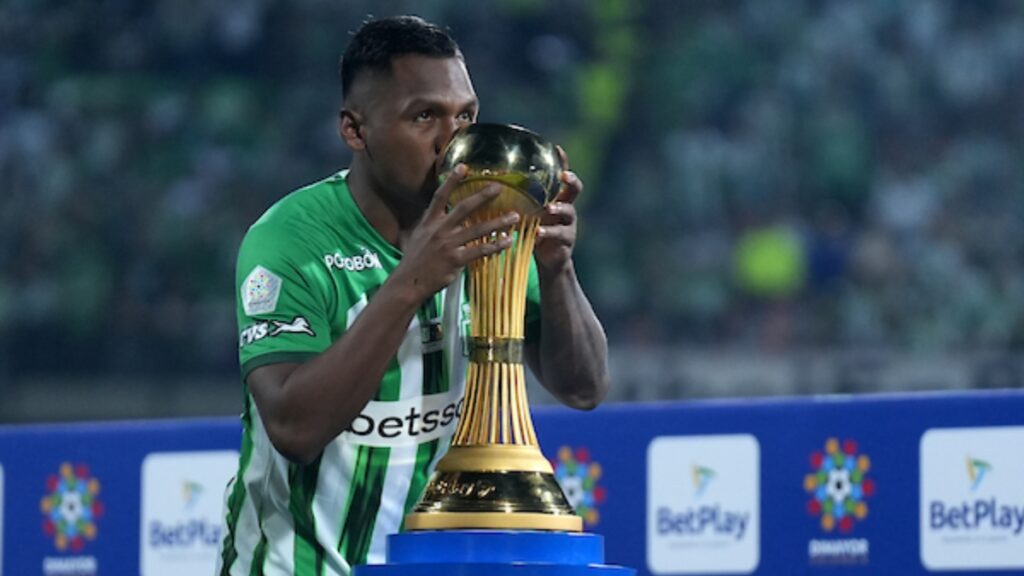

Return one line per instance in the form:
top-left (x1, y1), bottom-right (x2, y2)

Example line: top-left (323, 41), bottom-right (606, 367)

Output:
top-left (2, 0), bottom-right (1024, 380)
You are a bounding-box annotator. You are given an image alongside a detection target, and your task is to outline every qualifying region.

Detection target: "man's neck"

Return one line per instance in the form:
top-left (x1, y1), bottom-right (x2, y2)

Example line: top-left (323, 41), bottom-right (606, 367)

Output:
top-left (346, 162), bottom-right (420, 250)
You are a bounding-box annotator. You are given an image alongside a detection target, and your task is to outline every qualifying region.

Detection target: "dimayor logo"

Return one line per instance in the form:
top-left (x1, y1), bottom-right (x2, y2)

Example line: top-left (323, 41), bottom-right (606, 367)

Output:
top-left (552, 446), bottom-right (606, 526)
top-left (647, 435), bottom-right (760, 575)
top-left (804, 438), bottom-right (874, 534)
top-left (804, 438), bottom-right (872, 565)
top-left (921, 427), bottom-right (1024, 571)
top-left (40, 463), bottom-right (104, 552)
top-left (967, 457), bottom-right (991, 492)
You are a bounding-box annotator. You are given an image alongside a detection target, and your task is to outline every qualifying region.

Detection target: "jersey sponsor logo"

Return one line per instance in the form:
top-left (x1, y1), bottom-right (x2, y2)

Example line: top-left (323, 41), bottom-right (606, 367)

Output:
top-left (323, 248), bottom-right (382, 273)
top-left (343, 390), bottom-right (464, 447)
top-left (239, 316), bottom-right (315, 348)
top-left (242, 265), bottom-right (282, 316)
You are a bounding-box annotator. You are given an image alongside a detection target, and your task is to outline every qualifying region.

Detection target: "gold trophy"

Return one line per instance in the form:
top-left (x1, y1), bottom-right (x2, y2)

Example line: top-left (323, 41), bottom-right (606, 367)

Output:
top-left (405, 124), bottom-right (582, 532)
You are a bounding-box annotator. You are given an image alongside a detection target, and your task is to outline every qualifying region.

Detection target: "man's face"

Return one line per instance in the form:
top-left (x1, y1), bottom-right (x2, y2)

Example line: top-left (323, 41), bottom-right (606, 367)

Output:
top-left (353, 55), bottom-right (478, 212)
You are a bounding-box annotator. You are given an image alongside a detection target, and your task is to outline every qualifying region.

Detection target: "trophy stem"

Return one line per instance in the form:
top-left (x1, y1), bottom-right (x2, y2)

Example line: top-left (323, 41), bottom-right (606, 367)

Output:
top-left (405, 202), bottom-right (581, 532)
top-left (453, 214), bottom-right (537, 448)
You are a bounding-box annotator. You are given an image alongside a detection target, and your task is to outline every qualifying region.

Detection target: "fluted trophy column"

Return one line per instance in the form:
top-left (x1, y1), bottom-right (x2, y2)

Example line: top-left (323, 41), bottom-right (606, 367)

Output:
top-left (404, 124), bottom-right (582, 532)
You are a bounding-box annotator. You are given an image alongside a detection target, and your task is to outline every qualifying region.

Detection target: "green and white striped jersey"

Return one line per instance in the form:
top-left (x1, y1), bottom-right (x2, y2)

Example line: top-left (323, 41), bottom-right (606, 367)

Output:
top-left (218, 171), bottom-right (540, 576)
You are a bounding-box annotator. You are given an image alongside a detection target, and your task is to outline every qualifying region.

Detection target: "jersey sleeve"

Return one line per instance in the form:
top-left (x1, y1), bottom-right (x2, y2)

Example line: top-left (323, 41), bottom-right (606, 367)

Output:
top-left (236, 219), bottom-right (334, 380)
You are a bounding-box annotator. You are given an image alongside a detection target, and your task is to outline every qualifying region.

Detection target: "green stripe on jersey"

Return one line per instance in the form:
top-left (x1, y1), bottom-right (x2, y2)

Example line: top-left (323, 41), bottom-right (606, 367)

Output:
top-left (338, 447), bottom-right (391, 565)
top-left (290, 456), bottom-right (324, 576)
top-left (400, 439), bottom-right (440, 528)
top-left (418, 294), bottom-right (448, 396)
top-left (249, 534), bottom-right (267, 576)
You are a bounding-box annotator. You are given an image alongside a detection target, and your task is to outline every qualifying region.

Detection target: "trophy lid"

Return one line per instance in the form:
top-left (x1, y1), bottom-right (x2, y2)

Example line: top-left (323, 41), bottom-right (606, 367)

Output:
top-left (438, 123), bottom-right (564, 207)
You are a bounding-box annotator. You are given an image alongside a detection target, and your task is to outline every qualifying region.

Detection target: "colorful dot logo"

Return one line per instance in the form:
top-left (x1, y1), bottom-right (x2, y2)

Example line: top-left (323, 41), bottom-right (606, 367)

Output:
top-left (552, 446), bottom-right (606, 526)
top-left (804, 438), bottom-right (874, 533)
top-left (246, 270), bottom-right (274, 301)
top-left (40, 462), bottom-right (104, 551)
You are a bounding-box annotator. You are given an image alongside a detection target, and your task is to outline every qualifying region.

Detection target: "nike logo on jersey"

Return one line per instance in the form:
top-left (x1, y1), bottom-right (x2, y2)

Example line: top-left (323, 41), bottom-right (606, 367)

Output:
top-left (239, 316), bottom-right (316, 349)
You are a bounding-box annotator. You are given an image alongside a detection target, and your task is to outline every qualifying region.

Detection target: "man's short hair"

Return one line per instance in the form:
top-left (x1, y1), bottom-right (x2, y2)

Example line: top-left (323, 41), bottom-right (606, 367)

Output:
top-left (340, 15), bottom-right (461, 100)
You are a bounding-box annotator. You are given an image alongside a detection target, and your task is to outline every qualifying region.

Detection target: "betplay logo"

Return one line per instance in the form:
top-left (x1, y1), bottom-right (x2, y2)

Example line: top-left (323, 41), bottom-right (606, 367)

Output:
top-left (921, 426), bottom-right (1024, 571)
top-left (141, 451), bottom-right (238, 576)
top-left (647, 435), bottom-right (760, 575)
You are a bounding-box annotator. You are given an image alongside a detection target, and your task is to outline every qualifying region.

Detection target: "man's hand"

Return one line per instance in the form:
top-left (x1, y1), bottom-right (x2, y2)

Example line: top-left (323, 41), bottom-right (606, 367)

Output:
top-left (535, 146), bottom-right (582, 276)
top-left (394, 164), bottom-right (520, 301)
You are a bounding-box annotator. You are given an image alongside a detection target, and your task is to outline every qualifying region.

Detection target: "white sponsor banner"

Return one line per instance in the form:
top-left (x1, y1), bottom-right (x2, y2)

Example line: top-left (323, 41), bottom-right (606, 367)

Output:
top-left (920, 426), bottom-right (1024, 571)
top-left (140, 451), bottom-right (238, 576)
top-left (647, 434), bottom-right (760, 575)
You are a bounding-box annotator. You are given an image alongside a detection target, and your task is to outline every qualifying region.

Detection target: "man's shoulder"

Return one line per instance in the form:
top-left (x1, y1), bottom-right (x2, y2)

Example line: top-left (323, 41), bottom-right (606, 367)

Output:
top-left (251, 171), bottom-right (349, 229)
top-left (236, 172), bottom-right (350, 266)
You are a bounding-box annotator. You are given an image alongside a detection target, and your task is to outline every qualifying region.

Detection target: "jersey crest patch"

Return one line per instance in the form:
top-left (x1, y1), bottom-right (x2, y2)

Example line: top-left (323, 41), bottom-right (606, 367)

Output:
top-left (242, 265), bottom-right (282, 316)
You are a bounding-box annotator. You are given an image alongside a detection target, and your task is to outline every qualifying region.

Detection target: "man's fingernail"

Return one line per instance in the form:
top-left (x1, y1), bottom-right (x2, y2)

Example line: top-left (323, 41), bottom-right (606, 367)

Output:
top-left (455, 164), bottom-right (467, 175)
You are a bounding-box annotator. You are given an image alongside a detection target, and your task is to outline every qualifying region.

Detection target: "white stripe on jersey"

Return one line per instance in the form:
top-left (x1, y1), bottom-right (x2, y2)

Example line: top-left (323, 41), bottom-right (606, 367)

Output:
top-left (443, 277), bottom-right (468, 401)
top-left (398, 313), bottom-right (424, 400)
top-left (316, 437), bottom-right (359, 575)
top-left (222, 399), bottom-right (273, 576)
top-left (260, 418), bottom-right (296, 576)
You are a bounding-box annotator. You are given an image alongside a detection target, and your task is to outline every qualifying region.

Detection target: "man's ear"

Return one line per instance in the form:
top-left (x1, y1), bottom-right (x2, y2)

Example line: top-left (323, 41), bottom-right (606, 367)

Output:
top-left (339, 109), bottom-right (365, 151)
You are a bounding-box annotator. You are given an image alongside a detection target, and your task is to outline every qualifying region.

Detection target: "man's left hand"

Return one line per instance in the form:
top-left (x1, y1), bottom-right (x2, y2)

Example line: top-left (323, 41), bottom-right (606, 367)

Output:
top-left (535, 146), bottom-right (582, 276)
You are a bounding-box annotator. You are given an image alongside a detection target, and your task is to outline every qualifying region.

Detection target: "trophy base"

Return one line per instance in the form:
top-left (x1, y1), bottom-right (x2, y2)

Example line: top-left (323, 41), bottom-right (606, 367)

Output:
top-left (405, 469), bottom-right (582, 532)
top-left (406, 444), bottom-right (582, 532)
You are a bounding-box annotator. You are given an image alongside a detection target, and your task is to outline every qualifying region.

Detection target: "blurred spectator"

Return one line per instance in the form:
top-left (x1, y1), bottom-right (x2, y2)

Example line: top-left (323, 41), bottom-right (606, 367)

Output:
top-left (2, 0), bottom-right (1024, 388)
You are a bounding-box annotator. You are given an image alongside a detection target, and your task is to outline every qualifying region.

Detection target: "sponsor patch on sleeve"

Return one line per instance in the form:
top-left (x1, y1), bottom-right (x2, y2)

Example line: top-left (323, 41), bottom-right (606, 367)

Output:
top-left (242, 265), bottom-right (282, 316)
top-left (239, 316), bottom-right (316, 349)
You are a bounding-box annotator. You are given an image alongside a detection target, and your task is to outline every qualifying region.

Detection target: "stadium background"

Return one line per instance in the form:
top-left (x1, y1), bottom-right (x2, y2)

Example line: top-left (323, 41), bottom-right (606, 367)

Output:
top-left (3, 0), bottom-right (1024, 421)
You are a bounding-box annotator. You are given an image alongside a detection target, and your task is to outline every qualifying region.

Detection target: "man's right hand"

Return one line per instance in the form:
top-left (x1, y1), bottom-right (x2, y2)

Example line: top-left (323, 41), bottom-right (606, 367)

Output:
top-left (392, 163), bottom-right (520, 302)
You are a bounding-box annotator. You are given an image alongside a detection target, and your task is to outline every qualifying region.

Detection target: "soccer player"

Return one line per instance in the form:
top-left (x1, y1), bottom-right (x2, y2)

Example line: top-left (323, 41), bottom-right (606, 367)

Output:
top-left (218, 15), bottom-right (609, 576)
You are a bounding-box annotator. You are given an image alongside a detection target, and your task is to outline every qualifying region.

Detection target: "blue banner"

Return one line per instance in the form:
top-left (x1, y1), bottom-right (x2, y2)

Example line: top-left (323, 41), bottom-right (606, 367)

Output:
top-left (1, 391), bottom-right (1023, 575)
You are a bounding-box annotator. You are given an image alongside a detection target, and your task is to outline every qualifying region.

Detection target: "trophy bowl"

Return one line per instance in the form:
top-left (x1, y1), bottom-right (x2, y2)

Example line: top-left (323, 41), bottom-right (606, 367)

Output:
top-left (438, 123), bottom-right (564, 213)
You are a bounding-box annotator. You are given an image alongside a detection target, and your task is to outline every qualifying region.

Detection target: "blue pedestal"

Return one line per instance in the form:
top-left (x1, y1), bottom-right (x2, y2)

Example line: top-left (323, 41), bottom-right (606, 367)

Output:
top-left (353, 531), bottom-right (634, 575)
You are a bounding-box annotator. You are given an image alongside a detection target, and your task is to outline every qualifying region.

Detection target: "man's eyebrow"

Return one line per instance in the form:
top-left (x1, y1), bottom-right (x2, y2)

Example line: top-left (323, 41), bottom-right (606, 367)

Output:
top-left (402, 96), bottom-right (479, 110)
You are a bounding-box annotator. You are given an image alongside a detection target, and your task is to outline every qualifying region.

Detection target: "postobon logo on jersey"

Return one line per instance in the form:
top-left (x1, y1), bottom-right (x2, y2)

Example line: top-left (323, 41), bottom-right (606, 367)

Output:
top-left (323, 249), bottom-right (382, 272)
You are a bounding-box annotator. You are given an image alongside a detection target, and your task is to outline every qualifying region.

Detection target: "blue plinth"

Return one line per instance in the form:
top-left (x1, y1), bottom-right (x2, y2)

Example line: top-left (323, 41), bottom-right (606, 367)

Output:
top-left (353, 531), bottom-right (634, 575)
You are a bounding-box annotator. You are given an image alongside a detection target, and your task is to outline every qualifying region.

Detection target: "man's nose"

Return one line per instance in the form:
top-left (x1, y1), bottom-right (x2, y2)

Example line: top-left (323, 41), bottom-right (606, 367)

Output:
top-left (435, 117), bottom-right (460, 154)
